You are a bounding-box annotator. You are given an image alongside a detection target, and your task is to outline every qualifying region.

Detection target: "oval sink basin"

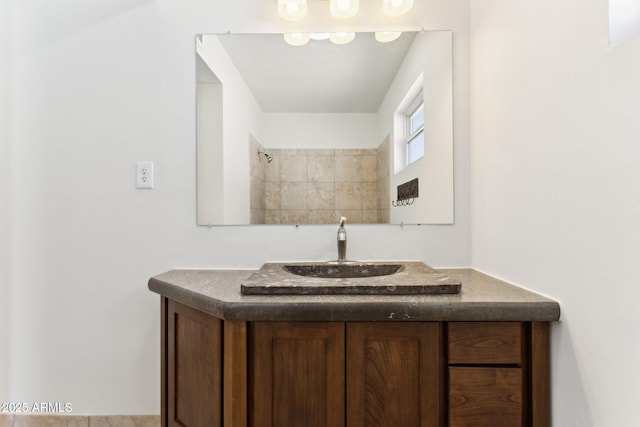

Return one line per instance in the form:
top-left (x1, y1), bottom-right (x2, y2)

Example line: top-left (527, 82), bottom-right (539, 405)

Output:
top-left (284, 263), bottom-right (403, 279)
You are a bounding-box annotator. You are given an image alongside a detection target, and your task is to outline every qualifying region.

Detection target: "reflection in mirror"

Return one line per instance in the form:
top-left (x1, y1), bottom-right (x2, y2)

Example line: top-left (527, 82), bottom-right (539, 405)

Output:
top-left (196, 31), bottom-right (453, 225)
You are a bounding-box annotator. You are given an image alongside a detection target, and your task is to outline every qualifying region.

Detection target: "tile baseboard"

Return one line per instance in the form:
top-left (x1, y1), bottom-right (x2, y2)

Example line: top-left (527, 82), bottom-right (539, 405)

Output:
top-left (1, 414), bottom-right (159, 427)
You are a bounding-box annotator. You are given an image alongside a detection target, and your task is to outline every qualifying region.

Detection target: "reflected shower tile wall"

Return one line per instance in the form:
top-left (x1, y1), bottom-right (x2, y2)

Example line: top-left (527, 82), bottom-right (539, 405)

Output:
top-left (265, 209), bottom-right (281, 224)
top-left (378, 184), bottom-right (390, 210)
top-left (308, 183), bottom-right (334, 210)
top-left (308, 210), bottom-right (335, 224)
top-left (281, 209), bottom-right (308, 224)
top-left (280, 182), bottom-right (308, 210)
top-left (280, 149), bottom-right (307, 182)
top-left (376, 137), bottom-right (391, 223)
top-left (250, 208), bottom-right (265, 225)
top-left (265, 181), bottom-right (281, 210)
top-left (250, 175), bottom-right (265, 211)
top-left (362, 182), bottom-right (377, 210)
top-left (362, 209), bottom-right (378, 224)
top-left (249, 136), bottom-right (267, 223)
top-left (335, 209), bottom-right (362, 223)
top-left (335, 152), bottom-right (362, 182)
top-left (362, 150), bottom-right (378, 183)
top-left (335, 182), bottom-right (362, 210)
top-left (264, 149), bottom-right (281, 182)
top-left (308, 150), bottom-right (335, 182)
top-left (263, 148), bottom-right (382, 224)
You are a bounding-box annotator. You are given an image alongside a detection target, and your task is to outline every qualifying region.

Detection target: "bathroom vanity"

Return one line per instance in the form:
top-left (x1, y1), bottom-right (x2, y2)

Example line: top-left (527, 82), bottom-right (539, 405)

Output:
top-left (148, 267), bottom-right (560, 427)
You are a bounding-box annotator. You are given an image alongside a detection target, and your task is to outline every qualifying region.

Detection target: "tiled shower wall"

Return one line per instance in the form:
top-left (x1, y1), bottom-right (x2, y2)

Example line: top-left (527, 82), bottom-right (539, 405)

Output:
top-left (249, 135), bottom-right (267, 224)
top-left (250, 138), bottom-right (391, 224)
top-left (376, 137), bottom-right (391, 223)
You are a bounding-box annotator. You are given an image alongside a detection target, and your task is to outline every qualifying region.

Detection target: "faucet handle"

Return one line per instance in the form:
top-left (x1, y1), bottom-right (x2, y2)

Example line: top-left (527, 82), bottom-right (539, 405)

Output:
top-left (339, 216), bottom-right (347, 227)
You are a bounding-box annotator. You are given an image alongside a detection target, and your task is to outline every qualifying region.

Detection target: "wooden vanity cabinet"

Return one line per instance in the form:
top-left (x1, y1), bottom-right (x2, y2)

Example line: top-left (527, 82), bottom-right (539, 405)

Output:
top-left (249, 322), bottom-right (442, 427)
top-left (447, 322), bottom-right (550, 427)
top-left (161, 298), bottom-right (550, 427)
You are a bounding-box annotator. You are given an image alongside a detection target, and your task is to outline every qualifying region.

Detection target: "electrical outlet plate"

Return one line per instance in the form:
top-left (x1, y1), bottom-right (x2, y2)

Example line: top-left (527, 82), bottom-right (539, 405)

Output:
top-left (136, 161), bottom-right (154, 189)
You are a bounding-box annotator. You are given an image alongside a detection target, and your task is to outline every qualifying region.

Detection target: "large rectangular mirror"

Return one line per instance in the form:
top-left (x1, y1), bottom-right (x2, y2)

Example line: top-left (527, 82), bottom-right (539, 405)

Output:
top-left (196, 31), bottom-right (453, 225)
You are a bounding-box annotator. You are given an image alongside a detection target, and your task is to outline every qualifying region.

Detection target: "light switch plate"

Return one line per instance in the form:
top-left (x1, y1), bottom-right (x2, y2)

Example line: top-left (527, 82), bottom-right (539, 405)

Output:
top-left (136, 161), bottom-right (154, 189)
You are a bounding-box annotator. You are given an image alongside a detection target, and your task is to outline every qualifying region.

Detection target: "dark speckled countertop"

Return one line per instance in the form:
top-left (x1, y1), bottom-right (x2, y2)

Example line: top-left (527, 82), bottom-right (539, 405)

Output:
top-left (148, 268), bottom-right (560, 322)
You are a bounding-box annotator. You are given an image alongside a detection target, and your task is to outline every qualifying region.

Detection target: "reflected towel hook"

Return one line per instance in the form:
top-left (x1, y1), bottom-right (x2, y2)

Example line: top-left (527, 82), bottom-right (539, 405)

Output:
top-left (392, 178), bottom-right (418, 208)
top-left (392, 197), bottom-right (415, 207)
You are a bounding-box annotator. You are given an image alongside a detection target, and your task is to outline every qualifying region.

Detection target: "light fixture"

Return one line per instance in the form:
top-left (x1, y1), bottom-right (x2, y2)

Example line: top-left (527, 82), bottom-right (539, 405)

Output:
top-left (329, 31), bottom-right (355, 45)
top-left (329, 0), bottom-right (359, 19)
top-left (284, 32), bottom-right (310, 46)
top-left (277, 0), bottom-right (413, 23)
top-left (278, 0), bottom-right (308, 22)
top-left (375, 31), bottom-right (402, 43)
top-left (309, 32), bottom-right (330, 41)
top-left (382, 0), bottom-right (414, 17)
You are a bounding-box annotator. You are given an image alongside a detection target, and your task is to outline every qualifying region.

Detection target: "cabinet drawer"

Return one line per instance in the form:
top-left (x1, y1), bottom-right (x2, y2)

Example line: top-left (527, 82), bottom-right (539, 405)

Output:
top-left (448, 322), bottom-right (522, 365)
top-left (449, 367), bottom-right (523, 427)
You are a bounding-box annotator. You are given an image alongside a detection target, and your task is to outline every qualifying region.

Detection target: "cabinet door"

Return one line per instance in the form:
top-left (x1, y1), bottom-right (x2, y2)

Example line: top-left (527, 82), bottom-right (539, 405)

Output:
top-left (347, 322), bottom-right (443, 427)
top-left (251, 322), bottom-right (345, 427)
top-left (449, 367), bottom-right (523, 427)
top-left (166, 299), bottom-right (222, 427)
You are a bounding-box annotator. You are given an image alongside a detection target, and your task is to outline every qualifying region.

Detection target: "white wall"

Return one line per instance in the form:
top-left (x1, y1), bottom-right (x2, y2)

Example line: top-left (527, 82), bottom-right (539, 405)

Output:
top-left (470, 0), bottom-right (640, 425)
top-left (5, 0), bottom-right (470, 415)
top-left (0, 0), bottom-right (11, 404)
top-left (262, 113), bottom-right (380, 149)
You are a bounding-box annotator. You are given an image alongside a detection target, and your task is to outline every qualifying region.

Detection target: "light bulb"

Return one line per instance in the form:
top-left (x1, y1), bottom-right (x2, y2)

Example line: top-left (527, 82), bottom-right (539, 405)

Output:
top-left (284, 32), bottom-right (310, 46)
top-left (278, 0), bottom-right (307, 21)
top-left (375, 31), bottom-right (402, 43)
top-left (329, 32), bottom-right (355, 45)
top-left (309, 32), bottom-right (330, 41)
top-left (336, 0), bottom-right (350, 10)
top-left (329, 0), bottom-right (359, 19)
top-left (382, 0), bottom-right (413, 17)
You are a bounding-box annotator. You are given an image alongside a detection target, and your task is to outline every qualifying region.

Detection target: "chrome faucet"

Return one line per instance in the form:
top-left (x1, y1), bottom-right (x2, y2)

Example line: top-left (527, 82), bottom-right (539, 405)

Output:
top-left (337, 216), bottom-right (347, 263)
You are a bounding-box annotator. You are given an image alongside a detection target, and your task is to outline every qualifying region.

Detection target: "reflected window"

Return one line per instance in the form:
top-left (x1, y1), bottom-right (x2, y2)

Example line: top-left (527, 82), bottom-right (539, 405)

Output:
top-left (405, 94), bottom-right (424, 165)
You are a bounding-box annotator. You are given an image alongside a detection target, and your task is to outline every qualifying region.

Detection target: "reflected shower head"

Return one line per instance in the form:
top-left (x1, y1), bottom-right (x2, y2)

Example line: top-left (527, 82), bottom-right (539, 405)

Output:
top-left (258, 150), bottom-right (273, 163)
